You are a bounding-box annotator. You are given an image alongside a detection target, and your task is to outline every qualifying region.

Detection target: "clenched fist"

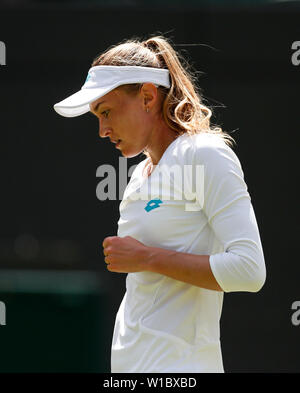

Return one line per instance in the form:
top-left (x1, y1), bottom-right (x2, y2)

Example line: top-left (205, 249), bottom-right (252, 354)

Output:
top-left (102, 236), bottom-right (152, 273)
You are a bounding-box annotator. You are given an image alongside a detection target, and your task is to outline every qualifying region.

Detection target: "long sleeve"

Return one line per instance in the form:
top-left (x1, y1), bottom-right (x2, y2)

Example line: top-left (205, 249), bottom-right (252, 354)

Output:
top-left (192, 136), bottom-right (266, 293)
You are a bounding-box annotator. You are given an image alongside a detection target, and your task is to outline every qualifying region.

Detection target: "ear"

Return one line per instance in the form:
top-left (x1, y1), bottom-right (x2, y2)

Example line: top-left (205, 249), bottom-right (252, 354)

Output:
top-left (140, 83), bottom-right (158, 111)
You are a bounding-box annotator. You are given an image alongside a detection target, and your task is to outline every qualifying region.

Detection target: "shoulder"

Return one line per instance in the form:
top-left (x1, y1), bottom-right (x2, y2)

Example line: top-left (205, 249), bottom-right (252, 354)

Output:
top-left (170, 132), bottom-right (239, 167)
top-left (171, 132), bottom-right (229, 152)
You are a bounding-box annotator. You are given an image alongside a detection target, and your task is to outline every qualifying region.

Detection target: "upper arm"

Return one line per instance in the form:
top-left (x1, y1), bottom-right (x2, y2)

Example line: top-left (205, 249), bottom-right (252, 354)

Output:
top-left (192, 139), bottom-right (266, 292)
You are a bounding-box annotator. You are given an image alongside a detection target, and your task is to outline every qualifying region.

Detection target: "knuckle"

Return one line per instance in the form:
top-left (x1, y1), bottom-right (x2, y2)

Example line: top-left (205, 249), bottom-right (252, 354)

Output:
top-left (103, 236), bottom-right (114, 247)
top-left (104, 246), bottom-right (111, 254)
top-left (111, 237), bottom-right (119, 245)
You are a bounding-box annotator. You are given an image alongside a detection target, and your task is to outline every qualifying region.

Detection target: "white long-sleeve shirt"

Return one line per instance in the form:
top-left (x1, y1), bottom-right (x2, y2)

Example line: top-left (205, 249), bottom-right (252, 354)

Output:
top-left (111, 132), bottom-right (266, 373)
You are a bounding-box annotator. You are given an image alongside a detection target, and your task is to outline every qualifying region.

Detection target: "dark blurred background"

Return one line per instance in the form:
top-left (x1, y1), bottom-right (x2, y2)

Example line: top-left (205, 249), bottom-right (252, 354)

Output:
top-left (0, 0), bottom-right (299, 373)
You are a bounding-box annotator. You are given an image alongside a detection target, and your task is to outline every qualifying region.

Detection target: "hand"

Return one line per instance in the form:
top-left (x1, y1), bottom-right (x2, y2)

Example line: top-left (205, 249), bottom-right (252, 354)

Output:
top-left (102, 236), bottom-right (150, 273)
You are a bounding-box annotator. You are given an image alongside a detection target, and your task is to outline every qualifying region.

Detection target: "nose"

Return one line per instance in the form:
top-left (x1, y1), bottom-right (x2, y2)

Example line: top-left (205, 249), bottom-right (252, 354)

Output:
top-left (98, 118), bottom-right (112, 138)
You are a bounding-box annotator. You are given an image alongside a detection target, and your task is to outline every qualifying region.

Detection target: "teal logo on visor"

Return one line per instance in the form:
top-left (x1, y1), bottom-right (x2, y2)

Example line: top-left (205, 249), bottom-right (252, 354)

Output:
top-left (85, 74), bottom-right (91, 83)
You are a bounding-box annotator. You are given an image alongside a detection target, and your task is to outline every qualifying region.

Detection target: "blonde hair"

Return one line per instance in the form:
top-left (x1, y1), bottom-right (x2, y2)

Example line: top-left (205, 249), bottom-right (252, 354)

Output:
top-left (92, 35), bottom-right (235, 158)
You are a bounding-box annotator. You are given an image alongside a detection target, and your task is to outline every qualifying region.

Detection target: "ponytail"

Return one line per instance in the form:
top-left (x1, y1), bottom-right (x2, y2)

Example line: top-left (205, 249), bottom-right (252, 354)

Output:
top-left (142, 37), bottom-right (211, 134)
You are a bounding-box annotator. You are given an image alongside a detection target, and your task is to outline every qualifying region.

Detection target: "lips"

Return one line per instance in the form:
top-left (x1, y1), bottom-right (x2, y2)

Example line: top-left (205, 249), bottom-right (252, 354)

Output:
top-left (110, 138), bottom-right (122, 148)
top-left (116, 140), bottom-right (121, 148)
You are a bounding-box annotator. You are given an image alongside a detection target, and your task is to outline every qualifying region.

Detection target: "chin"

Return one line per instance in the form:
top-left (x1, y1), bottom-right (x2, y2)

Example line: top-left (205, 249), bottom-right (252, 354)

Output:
top-left (121, 148), bottom-right (144, 159)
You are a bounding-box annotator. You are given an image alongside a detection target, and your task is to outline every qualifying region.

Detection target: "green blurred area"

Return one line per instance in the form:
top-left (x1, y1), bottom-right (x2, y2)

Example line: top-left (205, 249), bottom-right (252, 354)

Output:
top-left (0, 270), bottom-right (111, 373)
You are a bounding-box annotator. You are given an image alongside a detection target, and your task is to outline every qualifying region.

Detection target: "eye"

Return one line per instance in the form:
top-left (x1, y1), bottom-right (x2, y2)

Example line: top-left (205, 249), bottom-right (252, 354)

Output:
top-left (101, 110), bottom-right (110, 118)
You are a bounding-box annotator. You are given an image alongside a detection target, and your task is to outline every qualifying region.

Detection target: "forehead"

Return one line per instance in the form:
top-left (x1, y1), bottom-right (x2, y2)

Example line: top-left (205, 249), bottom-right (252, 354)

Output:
top-left (90, 87), bottom-right (131, 112)
top-left (90, 89), bottom-right (116, 112)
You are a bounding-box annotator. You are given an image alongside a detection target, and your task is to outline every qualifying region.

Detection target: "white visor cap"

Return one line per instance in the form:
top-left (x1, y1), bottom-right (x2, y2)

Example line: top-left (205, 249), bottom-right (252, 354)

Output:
top-left (53, 65), bottom-right (171, 117)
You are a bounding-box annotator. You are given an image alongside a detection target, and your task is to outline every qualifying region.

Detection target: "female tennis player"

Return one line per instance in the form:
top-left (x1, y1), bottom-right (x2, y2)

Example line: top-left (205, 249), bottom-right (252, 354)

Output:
top-left (54, 36), bottom-right (266, 373)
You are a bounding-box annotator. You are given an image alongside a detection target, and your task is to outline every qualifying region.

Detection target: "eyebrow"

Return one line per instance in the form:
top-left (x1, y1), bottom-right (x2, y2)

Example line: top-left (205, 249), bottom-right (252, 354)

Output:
top-left (90, 100), bottom-right (106, 114)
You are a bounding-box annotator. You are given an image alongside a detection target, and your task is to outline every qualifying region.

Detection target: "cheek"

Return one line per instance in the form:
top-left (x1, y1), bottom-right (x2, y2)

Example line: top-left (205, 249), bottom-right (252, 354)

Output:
top-left (133, 110), bottom-right (150, 134)
top-left (119, 98), bottom-right (149, 141)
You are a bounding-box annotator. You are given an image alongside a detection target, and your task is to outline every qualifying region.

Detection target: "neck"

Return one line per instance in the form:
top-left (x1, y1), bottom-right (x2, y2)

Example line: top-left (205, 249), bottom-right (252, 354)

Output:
top-left (145, 122), bottom-right (178, 166)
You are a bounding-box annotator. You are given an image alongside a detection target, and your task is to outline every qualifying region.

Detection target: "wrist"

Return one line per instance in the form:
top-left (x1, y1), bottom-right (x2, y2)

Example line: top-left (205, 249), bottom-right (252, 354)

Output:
top-left (142, 246), bottom-right (175, 273)
top-left (140, 246), bottom-right (156, 272)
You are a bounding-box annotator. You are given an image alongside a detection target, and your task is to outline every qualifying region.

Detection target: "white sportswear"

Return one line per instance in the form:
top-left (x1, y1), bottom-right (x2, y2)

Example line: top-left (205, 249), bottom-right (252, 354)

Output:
top-left (111, 132), bottom-right (266, 373)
